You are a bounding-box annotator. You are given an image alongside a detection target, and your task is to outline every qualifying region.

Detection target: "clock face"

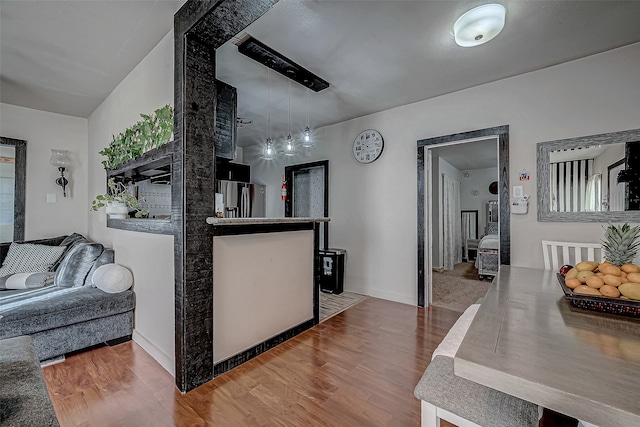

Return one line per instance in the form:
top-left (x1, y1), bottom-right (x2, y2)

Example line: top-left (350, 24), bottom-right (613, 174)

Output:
top-left (353, 129), bottom-right (384, 164)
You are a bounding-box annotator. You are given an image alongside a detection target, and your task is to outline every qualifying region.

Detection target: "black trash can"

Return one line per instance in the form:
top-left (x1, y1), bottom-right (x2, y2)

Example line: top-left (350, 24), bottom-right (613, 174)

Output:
top-left (319, 248), bottom-right (346, 294)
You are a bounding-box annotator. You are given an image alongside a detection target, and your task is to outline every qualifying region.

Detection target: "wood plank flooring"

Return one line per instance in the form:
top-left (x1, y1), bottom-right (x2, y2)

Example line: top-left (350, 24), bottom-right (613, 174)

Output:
top-left (43, 297), bottom-right (461, 426)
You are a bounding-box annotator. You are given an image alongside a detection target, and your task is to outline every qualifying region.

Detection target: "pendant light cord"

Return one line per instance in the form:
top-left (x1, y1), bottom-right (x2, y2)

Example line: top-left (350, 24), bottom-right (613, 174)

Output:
top-left (268, 69), bottom-right (271, 140)
top-left (288, 81), bottom-right (292, 135)
top-left (306, 89), bottom-right (309, 128)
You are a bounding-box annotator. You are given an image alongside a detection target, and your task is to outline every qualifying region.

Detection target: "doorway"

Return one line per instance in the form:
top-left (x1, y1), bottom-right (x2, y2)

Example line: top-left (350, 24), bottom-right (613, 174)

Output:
top-left (416, 126), bottom-right (510, 308)
top-left (285, 160), bottom-right (329, 249)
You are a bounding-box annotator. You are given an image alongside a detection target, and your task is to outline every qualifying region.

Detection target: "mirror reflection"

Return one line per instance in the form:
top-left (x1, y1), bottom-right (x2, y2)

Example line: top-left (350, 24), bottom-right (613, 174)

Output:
top-left (537, 128), bottom-right (640, 222)
top-left (548, 142), bottom-right (638, 212)
top-left (0, 144), bottom-right (16, 242)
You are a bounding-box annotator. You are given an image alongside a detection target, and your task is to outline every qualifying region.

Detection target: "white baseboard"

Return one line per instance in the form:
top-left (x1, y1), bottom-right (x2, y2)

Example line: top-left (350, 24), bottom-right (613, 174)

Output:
top-left (346, 285), bottom-right (415, 306)
top-left (132, 330), bottom-right (175, 377)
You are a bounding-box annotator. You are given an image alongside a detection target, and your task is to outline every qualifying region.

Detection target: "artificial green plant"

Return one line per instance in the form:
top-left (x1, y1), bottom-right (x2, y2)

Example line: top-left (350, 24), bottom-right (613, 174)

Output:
top-left (91, 178), bottom-right (149, 218)
top-left (99, 104), bottom-right (173, 170)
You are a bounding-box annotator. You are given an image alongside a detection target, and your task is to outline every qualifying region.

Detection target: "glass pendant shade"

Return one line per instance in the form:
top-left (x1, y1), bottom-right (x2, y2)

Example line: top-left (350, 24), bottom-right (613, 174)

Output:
top-left (453, 4), bottom-right (506, 47)
top-left (50, 149), bottom-right (72, 167)
top-left (284, 134), bottom-right (296, 156)
top-left (261, 138), bottom-right (276, 160)
top-left (301, 127), bottom-right (314, 148)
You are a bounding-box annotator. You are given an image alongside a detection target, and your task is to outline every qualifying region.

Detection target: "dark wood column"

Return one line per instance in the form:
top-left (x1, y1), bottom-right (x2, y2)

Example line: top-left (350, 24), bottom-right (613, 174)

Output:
top-left (173, 0), bottom-right (279, 393)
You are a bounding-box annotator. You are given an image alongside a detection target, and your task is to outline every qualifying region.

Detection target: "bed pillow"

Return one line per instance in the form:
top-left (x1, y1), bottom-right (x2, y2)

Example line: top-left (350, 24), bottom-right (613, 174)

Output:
top-left (92, 264), bottom-right (133, 293)
top-left (0, 272), bottom-right (55, 290)
top-left (0, 243), bottom-right (67, 276)
top-left (54, 243), bottom-right (104, 288)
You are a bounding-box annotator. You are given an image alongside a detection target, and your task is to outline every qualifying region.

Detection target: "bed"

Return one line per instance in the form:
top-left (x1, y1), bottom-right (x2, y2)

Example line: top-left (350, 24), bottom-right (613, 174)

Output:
top-left (475, 223), bottom-right (499, 280)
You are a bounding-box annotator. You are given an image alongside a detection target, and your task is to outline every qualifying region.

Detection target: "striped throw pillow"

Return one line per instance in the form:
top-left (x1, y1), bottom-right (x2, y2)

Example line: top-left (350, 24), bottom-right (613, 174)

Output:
top-left (0, 243), bottom-right (67, 276)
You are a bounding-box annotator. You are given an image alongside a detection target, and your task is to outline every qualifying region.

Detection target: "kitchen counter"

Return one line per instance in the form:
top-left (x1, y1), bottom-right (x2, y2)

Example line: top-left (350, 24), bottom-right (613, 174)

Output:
top-left (210, 217), bottom-right (327, 375)
top-left (206, 217), bottom-right (330, 225)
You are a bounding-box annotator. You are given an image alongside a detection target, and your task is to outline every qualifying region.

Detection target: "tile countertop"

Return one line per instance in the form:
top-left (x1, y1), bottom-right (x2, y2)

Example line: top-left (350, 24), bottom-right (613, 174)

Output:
top-left (206, 217), bottom-right (330, 225)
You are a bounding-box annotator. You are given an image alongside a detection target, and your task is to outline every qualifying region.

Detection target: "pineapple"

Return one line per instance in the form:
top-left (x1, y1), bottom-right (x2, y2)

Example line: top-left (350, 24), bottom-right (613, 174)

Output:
top-left (602, 223), bottom-right (640, 266)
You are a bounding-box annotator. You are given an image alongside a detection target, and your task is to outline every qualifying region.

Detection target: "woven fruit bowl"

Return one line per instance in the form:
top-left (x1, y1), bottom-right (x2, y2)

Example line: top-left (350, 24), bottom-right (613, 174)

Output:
top-left (557, 273), bottom-right (640, 318)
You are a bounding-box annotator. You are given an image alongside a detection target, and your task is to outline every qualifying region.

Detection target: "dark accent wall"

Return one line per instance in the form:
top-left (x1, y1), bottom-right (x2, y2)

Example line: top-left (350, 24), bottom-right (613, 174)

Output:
top-left (416, 126), bottom-right (510, 307)
top-left (0, 137), bottom-right (26, 242)
top-left (173, 0), bottom-right (280, 393)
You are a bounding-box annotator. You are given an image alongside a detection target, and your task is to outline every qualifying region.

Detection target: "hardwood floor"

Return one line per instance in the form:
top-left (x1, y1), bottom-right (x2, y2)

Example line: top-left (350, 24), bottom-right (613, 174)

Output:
top-left (43, 298), bottom-right (461, 426)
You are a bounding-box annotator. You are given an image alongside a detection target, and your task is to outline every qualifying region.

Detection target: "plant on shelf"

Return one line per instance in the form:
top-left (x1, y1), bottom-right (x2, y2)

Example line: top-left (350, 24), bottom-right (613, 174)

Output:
top-left (602, 223), bottom-right (640, 266)
top-left (91, 178), bottom-right (149, 219)
top-left (99, 104), bottom-right (174, 170)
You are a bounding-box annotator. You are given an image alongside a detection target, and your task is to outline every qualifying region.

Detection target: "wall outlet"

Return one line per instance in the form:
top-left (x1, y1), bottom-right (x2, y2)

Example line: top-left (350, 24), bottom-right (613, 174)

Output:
top-left (47, 193), bottom-right (56, 203)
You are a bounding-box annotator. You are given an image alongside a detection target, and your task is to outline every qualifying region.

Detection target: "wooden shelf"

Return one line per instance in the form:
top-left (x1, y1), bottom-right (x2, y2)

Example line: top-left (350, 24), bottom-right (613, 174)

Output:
top-left (104, 142), bottom-right (174, 235)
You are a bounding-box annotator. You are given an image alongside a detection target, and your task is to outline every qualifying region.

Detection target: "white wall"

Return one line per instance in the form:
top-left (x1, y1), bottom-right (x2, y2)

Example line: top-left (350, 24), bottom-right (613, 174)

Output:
top-left (87, 30), bottom-right (175, 374)
top-left (460, 166), bottom-right (499, 237)
top-left (0, 103), bottom-right (88, 239)
top-left (246, 42), bottom-right (640, 305)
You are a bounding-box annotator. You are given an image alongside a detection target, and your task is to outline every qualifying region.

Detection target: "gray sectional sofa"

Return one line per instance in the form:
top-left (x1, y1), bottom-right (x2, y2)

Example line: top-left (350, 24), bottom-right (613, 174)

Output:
top-left (0, 235), bottom-right (135, 361)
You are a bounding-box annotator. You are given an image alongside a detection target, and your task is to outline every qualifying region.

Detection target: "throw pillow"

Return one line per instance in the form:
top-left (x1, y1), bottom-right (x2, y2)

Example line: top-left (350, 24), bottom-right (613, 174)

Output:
top-left (0, 243), bottom-right (67, 276)
top-left (85, 248), bottom-right (115, 286)
top-left (54, 243), bottom-right (104, 288)
top-left (92, 264), bottom-right (133, 293)
top-left (0, 272), bottom-right (55, 290)
top-left (52, 233), bottom-right (91, 271)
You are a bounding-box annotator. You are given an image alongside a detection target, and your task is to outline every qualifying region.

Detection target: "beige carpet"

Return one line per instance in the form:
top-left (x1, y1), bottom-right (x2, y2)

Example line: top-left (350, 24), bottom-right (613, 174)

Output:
top-left (431, 262), bottom-right (490, 313)
top-left (320, 291), bottom-right (367, 321)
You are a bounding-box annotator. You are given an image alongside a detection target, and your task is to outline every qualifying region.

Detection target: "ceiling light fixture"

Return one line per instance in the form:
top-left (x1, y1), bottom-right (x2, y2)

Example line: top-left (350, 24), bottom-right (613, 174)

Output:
top-left (284, 81), bottom-right (296, 156)
top-left (453, 3), bottom-right (506, 47)
top-left (237, 35), bottom-right (330, 92)
top-left (261, 70), bottom-right (276, 160)
top-left (301, 90), bottom-right (314, 148)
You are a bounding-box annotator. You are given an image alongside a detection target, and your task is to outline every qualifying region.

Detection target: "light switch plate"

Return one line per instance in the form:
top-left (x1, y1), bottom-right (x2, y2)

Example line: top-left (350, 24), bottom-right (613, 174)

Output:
top-left (513, 186), bottom-right (523, 198)
top-left (47, 193), bottom-right (56, 203)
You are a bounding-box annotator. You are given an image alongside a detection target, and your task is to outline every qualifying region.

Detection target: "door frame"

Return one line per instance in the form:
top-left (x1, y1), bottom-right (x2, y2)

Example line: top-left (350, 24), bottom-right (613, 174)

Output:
top-left (417, 126), bottom-right (510, 307)
top-left (285, 160), bottom-right (329, 248)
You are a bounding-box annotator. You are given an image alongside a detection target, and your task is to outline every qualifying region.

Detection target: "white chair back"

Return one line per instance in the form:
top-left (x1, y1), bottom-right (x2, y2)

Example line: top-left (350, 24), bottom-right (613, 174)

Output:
top-left (541, 241), bottom-right (603, 270)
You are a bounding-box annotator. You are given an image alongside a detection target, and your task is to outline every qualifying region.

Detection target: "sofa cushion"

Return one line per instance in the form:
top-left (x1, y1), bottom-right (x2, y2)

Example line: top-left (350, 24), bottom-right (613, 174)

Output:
top-left (85, 248), bottom-right (115, 287)
top-left (0, 272), bottom-right (55, 290)
top-left (0, 243), bottom-right (67, 276)
top-left (0, 336), bottom-right (60, 426)
top-left (54, 243), bottom-right (104, 288)
top-left (0, 286), bottom-right (135, 339)
top-left (52, 233), bottom-right (91, 271)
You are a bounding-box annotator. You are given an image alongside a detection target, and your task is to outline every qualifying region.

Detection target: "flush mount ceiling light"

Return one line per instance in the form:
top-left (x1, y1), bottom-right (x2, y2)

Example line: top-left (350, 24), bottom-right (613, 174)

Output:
top-left (453, 3), bottom-right (506, 47)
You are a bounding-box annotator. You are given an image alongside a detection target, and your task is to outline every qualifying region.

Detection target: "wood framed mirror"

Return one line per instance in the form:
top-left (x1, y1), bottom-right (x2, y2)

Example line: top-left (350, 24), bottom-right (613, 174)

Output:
top-left (537, 128), bottom-right (640, 222)
top-left (0, 137), bottom-right (26, 242)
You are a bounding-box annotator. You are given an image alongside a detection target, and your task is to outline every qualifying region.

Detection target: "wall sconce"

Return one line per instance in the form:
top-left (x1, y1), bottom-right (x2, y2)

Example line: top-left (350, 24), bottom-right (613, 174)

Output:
top-left (50, 149), bottom-right (72, 197)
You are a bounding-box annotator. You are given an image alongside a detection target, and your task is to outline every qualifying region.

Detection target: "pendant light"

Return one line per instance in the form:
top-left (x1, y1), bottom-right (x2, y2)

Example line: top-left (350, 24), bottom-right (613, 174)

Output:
top-left (261, 69), bottom-right (276, 160)
top-left (301, 89), bottom-right (314, 148)
top-left (283, 81), bottom-right (297, 156)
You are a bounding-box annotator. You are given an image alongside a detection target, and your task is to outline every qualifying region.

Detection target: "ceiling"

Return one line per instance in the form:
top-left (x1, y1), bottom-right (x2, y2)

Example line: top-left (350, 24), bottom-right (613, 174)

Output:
top-left (0, 0), bottom-right (180, 117)
top-left (3, 1), bottom-right (640, 149)
top-left (431, 138), bottom-right (498, 170)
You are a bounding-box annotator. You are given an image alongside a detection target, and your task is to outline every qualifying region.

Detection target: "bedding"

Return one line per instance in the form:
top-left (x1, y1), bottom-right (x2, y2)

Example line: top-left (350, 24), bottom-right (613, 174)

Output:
top-left (475, 234), bottom-right (499, 280)
top-left (478, 234), bottom-right (499, 250)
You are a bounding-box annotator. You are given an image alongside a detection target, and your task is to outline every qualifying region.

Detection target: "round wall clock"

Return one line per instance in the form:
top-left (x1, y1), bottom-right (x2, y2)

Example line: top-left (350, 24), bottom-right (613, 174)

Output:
top-left (353, 129), bottom-right (384, 164)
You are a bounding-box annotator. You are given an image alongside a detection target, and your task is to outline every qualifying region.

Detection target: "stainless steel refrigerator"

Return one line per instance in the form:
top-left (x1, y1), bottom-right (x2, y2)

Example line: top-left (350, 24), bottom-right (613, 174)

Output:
top-left (216, 180), bottom-right (266, 218)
